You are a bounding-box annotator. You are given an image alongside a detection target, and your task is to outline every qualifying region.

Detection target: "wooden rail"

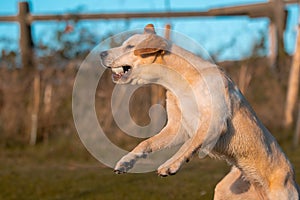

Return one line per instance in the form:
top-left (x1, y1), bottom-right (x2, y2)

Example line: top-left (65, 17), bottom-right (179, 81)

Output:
top-left (0, 1), bottom-right (297, 22)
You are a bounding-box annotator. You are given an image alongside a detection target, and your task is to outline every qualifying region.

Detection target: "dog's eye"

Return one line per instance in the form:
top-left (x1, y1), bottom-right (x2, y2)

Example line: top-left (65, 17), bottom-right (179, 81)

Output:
top-left (126, 45), bottom-right (135, 49)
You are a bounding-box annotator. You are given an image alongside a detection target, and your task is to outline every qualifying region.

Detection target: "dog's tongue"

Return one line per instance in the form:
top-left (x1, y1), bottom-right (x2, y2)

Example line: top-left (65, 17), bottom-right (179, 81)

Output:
top-left (112, 73), bottom-right (122, 81)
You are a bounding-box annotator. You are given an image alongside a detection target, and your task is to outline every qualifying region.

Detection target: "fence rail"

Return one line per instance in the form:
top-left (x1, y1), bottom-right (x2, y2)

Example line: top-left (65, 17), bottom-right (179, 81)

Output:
top-left (0, 0), bottom-right (297, 22)
top-left (0, 0), bottom-right (298, 68)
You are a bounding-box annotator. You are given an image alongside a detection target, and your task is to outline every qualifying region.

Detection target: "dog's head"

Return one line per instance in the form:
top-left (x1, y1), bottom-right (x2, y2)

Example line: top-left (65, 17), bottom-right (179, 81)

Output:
top-left (100, 24), bottom-right (170, 84)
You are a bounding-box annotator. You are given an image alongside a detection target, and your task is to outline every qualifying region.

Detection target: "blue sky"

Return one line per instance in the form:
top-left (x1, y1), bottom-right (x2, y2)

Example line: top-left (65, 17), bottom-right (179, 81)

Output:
top-left (0, 0), bottom-right (298, 61)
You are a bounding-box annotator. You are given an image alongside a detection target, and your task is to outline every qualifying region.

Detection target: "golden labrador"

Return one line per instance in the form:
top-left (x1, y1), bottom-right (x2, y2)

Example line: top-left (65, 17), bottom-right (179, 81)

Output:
top-left (100, 24), bottom-right (299, 200)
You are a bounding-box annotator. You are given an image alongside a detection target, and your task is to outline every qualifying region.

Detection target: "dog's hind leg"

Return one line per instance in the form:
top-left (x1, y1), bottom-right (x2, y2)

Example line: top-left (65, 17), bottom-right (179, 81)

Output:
top-left (265, 175), bottom-right (299, 200)
top-left (214, 166), bottom-right (265, 200)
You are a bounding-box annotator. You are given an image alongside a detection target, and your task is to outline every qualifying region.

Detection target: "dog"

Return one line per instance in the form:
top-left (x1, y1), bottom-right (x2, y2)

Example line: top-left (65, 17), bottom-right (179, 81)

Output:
top-left (100, 24), bottom-right (299, 200)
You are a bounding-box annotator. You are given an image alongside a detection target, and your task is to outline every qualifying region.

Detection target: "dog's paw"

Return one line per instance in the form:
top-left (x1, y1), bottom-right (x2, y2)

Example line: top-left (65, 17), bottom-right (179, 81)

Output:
top-left (157, 161), bottom-right (182, 177)
top-left (114, 152), bottom-right (146, 174)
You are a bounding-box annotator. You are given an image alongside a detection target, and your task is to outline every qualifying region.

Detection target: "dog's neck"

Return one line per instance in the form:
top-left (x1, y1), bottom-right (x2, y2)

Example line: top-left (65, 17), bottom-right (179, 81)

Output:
top-left (149, 44), bottom-right (218, 85)
top-left (166, 44), bottom-right (215, 70)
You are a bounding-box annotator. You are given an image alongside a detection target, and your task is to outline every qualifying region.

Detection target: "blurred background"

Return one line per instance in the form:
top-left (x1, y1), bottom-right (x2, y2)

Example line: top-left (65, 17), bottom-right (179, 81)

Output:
top-left (0, 0), bottom-right (299, 199)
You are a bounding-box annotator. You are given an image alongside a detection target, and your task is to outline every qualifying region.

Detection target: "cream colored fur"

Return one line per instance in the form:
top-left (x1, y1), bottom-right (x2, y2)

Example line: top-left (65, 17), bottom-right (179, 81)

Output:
top-left (100, 24), bottom-right (299, 200)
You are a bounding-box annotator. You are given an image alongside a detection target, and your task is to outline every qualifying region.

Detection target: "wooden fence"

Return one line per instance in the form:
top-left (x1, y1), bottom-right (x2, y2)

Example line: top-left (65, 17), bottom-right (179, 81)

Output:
top-left (0, 0), bottom-right (298, 69)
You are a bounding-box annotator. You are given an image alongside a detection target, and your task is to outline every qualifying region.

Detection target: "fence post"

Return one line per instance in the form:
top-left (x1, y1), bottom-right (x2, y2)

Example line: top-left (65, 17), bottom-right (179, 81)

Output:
top-left (29, 71), bottom-right (40, 145)
top-left (18, 2), bottom-right (38, 144)
top-left (284, 25), bottom-right (300, 128)
top-left (269, 0), bottom-right (286, 68)
top-left (293, 104), bottom-right (300, 147)
top-left (268, 22), bottom-right (277, 67)
top-left (18, 1), bottom-right (34, 69)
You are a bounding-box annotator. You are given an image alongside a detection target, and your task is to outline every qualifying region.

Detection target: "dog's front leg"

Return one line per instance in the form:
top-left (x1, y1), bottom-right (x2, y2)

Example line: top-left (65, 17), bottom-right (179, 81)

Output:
top-left (157, 121), bottom-right (212, 176)
top-left (157, 137), bottom-right (199, 176)
top-left (114, 95), bottom-right (186, 174)
top-left (114, 124), bottom-right (186, 174)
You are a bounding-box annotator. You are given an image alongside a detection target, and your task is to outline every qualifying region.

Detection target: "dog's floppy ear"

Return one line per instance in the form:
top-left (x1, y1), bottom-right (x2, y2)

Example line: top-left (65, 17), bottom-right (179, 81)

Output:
top-left (134, 24), bottom-right (169, 56)
top-left (134, 35), bottom-right (168, 56)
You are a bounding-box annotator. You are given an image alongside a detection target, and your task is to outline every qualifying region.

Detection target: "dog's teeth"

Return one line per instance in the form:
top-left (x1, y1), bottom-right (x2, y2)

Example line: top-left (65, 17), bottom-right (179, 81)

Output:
top-left (112, 67), bottom-right (124, 74)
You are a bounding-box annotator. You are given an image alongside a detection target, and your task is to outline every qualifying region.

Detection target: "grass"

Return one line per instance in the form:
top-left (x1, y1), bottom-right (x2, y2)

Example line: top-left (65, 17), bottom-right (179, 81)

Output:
top-left (1, 134), bottom-right (300, 200)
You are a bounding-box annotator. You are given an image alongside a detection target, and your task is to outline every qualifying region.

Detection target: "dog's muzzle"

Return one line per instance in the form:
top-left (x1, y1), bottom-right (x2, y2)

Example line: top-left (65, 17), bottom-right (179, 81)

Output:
top-left (100, 51), bottom-right (132, 82)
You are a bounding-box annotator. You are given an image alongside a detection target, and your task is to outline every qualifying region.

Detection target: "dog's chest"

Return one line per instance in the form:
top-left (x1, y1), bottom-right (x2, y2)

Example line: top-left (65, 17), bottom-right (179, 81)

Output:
top-left (166, 90), bottom-right (210, 137)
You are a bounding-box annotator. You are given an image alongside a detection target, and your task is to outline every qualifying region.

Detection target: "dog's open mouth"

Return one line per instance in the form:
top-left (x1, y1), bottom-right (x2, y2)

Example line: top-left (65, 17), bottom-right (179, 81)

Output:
top-left (111, 65), bottom-right (132, 82)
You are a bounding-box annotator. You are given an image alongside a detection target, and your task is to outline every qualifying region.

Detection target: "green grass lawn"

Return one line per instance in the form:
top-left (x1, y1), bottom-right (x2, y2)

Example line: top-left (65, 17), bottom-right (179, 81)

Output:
top-left (1, 135), bottom-right (300, 200)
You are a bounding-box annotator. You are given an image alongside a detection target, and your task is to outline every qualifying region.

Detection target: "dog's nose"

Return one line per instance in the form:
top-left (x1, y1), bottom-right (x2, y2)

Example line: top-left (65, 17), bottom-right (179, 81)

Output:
top-left (100, 51), bottom-right (108, 58)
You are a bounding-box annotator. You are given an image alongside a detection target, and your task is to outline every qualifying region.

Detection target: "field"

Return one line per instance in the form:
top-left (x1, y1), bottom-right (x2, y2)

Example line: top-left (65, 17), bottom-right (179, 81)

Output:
top-left (0, 135), bottom-right (226, 200)
top-left (1, 133), bottom-right (300, 200)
